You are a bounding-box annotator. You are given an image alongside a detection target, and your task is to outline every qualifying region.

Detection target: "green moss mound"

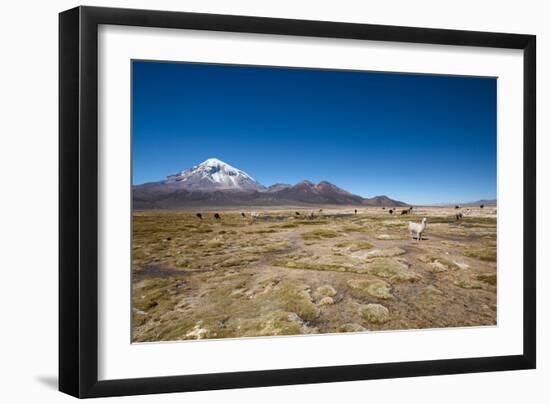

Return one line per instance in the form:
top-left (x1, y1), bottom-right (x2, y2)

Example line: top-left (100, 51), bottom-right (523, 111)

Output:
top-left (366, 258), bottom-right (421, 283)
top-left (347, 279), bottom-right (393, 299)
top-left (359, 303), bottom-right (390, 324)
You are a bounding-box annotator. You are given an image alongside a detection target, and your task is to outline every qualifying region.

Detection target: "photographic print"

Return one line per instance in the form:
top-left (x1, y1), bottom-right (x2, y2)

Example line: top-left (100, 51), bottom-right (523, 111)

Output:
top-left (131, 61), bottom-right (497, 343)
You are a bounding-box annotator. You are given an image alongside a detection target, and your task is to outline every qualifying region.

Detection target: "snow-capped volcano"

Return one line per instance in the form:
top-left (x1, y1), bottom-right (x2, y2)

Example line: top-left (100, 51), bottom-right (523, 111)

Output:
top-left (133, 158), bottom-right (408, 208)
top-left (164, 158), bottom-right (265, 191)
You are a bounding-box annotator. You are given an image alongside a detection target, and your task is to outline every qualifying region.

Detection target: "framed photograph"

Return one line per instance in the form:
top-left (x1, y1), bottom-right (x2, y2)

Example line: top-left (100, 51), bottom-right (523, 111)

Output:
top-left (59, 6), bottom-right (536, 398)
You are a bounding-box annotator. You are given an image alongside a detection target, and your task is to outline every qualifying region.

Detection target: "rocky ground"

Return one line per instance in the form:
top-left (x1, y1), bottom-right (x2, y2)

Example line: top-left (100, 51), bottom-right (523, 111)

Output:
top-left (131, 206), bottom-right (497, 342)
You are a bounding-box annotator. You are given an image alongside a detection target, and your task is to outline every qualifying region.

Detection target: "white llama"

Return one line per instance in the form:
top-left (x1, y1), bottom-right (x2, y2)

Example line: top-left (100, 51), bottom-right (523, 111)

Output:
top-left (408, 217), bottom-right (427, 241)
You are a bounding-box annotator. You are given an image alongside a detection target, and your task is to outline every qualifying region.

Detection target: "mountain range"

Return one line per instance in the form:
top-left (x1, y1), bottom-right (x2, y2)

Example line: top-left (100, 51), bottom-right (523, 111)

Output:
top-left (133, 158), bottom-right (408, 209)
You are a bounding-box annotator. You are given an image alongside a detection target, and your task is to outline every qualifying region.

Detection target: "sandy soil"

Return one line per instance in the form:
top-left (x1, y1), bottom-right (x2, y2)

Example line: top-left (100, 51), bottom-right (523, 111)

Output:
top-left (131, 205), bottom-right (497, 342)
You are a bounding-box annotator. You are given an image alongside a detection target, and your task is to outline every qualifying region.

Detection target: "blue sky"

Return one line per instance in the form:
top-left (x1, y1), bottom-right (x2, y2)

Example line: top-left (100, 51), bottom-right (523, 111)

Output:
top-left (132, 60), bottom-right (496, 205)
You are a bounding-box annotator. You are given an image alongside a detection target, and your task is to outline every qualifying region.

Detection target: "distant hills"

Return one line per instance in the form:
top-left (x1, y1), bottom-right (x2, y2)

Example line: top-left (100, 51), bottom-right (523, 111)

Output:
top-left (463, 199), bottom-right (497, 206)
top-left (426, 199), bottom-right (497, 207)
top-left (133, 158), bottom-right (408, 209)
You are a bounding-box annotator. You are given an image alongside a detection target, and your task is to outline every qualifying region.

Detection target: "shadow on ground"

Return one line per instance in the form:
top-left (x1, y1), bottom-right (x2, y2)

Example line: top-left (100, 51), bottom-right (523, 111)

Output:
top-left (35, 375), bottom-right (58, 390)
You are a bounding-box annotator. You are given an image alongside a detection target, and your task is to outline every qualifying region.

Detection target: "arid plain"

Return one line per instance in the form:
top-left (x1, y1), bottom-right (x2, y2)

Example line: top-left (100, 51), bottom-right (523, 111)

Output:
top-left (132, 206), bottom-right (497, 342)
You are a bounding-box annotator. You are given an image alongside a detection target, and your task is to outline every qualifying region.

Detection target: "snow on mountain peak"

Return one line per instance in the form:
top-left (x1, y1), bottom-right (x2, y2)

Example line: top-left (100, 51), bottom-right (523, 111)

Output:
top-left (165, 158), bottom-right (265, 191)
top-left (201, 158), bottom-right (228, 167)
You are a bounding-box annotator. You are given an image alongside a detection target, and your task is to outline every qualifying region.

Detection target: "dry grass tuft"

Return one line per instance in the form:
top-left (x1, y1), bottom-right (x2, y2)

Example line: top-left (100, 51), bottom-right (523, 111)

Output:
top-left (358, 303), bottom-right (390, 324)
top-left (301, 229), bottom-right (340, 240)
top-left (347, 278), bottom-right (393, 299)
top-left (366, 258), bottom-right (421, 283)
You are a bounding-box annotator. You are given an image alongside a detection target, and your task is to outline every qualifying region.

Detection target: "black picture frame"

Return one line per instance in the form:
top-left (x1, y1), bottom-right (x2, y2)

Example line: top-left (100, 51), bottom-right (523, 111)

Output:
top-left (59, 5), bottom-right (536, 398)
